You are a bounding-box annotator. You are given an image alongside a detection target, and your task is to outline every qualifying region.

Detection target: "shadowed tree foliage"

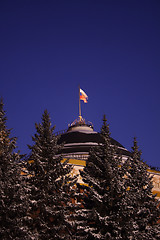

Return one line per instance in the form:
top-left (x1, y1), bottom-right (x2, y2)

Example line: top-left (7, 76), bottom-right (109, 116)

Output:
top-left (76, 115), bottom-right (130, 240)
top-left (1, 102), bottom-right (159, 240)
top-left (0, 99), bottom-right (31, 240)
top-left (125, 138), bottom-right (160, 240)
top-left (27, 110), bottom-right (77, 240)
top-left (75, 116), bottom-right (160, 240)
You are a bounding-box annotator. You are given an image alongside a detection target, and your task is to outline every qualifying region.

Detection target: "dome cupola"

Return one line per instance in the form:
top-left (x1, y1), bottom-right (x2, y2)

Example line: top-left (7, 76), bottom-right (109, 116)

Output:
top-left (58, 117), bottom-right (131, 160)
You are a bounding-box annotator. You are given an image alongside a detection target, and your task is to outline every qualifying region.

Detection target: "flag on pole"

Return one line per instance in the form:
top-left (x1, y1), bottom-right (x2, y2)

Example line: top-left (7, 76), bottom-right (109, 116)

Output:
top-left (80, 88), bottom-right (88, 103)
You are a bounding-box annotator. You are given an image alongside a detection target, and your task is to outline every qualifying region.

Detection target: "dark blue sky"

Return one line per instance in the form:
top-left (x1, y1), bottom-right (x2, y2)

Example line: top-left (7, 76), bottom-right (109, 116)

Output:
top-left (1, 0), bottom-right (160, 168)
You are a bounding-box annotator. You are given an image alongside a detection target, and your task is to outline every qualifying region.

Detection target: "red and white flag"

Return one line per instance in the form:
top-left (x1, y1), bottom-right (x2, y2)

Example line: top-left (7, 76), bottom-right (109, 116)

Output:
top-left (80, 88), bottom-right (88, 103)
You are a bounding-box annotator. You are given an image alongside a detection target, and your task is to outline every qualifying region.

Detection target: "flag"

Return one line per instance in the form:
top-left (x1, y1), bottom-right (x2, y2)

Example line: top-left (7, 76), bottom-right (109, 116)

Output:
top-left (80, 88), bottom-right (88, 103)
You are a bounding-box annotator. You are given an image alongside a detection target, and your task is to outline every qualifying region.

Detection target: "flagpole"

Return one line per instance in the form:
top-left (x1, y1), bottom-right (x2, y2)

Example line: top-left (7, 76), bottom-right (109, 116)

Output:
top-left (79, 85), bottom-right (82, 121)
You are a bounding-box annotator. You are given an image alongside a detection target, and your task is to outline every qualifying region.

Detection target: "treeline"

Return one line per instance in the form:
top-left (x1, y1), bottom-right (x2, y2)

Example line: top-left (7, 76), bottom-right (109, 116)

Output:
top-left (0, 99), bottom-right (160, 240)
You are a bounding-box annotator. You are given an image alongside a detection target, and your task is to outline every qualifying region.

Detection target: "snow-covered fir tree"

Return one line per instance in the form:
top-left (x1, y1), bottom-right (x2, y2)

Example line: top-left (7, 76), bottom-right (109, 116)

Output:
top-left (76, 115), bottom-right (130, 240)
top-left (125, 138), bottom-right (160, 240)
top-left (0, 99), bottom-right (31, 240)
top-left (27, 110), bottom-right (77, 240)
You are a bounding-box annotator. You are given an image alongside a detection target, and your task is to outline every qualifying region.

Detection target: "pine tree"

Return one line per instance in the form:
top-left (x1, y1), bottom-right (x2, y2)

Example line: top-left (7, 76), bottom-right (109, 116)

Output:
top-left (0, 99), bottom-right (31, 240)
top-left (76, 115), bottom-right (129, 240)
top-left (27, 110), bottom-right (77, 240)
top-left (126, 137), bottom-right (160, 240)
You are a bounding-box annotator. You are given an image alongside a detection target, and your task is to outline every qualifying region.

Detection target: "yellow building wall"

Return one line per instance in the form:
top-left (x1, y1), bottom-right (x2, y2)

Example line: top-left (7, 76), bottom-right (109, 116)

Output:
top-left (24, 158), bottom-right (160, 199)
top-left (148, 169), bottom-right (160, 199)
top-left (63, 158), bottom-right (160, 199)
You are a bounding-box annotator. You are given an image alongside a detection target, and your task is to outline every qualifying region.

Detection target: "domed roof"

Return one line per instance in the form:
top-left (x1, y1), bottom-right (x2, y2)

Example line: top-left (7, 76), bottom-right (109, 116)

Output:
top-left (58, 118), bottom-right (131, 158)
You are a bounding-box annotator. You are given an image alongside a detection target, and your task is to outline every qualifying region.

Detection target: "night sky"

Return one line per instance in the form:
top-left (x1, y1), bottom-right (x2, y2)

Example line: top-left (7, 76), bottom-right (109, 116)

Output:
top-left (1, 1), bottom-right (160, 168)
